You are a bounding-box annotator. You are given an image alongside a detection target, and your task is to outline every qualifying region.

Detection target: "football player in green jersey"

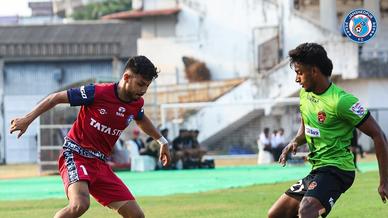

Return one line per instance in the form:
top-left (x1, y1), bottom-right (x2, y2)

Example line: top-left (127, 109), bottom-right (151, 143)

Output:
top-left (268, 43), bottom-right (388, 218)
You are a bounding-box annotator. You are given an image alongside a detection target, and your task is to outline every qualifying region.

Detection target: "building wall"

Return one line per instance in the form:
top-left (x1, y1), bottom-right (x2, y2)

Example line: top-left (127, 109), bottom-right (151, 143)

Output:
top-left (141, 16), bottom-right (176, 38)
top-left (4, 95), bottom-right (43, 164)
top-left (2, 60), bottom-right (114, 163)
top-left (143, 0), bottom-right (177, 10)
top-left (4, 61), bottom-right (113, 95)
top-left (139, 0), bottom-right (360, 83)
top-left (138, 0), bottom-right (280, 83)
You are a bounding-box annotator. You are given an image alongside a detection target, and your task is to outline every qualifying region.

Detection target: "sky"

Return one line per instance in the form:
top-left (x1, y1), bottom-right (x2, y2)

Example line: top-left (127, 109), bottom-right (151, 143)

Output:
top-left (0, 0), bottom-right (37, 17)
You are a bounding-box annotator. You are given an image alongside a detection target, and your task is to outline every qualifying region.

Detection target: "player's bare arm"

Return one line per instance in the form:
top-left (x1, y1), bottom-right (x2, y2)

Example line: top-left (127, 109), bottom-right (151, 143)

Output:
top-left (357, 115), bottom-right (388, 203)
top-left (10, 91), bottom-right (69, 138)
top-left (135, 114), bottom-right (171, 166)
top-left (279, 119), bottom-right (307, 166)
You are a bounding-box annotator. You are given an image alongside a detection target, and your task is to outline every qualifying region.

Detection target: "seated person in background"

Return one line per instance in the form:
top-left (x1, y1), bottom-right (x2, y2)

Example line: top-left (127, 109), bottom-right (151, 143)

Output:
top-left (174, 129), bottom-right (207, 169)
top-left (144, 128), bottom-right (171, 169)
top-left (144, 137), bottom-right (160, 158)
top-left (127, 128), bottom-right (147, 155)
top-left (107, 138), bottom-right (130, 170)
top-left (172, 129), bottom-right (186, 169)
top-left (257, 127), bottom-right (273, 164)
top-left (273, 128), bottom-right (286, 162)
top-left (184, 130), bottom-right (207, 162)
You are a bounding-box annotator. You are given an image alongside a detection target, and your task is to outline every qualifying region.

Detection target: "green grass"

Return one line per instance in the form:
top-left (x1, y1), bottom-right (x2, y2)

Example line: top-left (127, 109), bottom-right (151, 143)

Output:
top-left (0, 171), bottom-right (387, 218)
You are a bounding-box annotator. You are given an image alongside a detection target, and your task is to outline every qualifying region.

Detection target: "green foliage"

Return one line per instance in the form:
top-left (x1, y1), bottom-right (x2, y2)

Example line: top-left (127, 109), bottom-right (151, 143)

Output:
top-left (72, 0), bottom-right (132, 20)
top-left (1, 171), bottom-right (387, 217)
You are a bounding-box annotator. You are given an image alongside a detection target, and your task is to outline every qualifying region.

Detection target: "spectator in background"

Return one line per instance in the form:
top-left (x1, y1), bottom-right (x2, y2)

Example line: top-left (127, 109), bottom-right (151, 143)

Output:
top-left (144, 128), bottom-right (170, 169)
top-left (108, 138), bottom-right (130, 170)
top-left (172, 129), bottom-right (186, 169)
top-left (143, 136), bottom-right (160, 159)
top-left (160, 128), bottom-right (170, 150)
top-left (257, 127), bottom-right (273, 164)
top-left (172, 129), bottom-right (208, 169)
top-left (271, 129), bottom-right (279, 161)
top-left (273, 128), bottom-right (286, 162)
top-left (185, 130), bottom-right (207, 164)
top-left (127, 129), bottom-right (146, 155)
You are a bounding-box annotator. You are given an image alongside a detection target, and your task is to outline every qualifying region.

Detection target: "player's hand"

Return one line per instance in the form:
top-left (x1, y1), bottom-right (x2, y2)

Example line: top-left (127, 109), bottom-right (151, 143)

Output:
top-left (159, 143), bottom-right (171, 167)
top-left (378, 181), bottom-right (388, 203)
top-left (9, 117), bottom-right (31, 138)
top-left (279, 141), bottom-right (298, 167)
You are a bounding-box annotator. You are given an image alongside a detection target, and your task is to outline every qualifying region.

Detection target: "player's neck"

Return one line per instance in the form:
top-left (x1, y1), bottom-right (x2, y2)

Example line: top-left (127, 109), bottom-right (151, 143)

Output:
top-left (117, 81), bottom-right (135, 102)
top-left (313, 78), bottom-right (331, 95)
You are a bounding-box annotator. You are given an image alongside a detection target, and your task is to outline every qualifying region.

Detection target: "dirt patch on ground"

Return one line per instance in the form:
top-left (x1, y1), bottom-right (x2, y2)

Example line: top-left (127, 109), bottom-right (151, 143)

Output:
top-left (0, 164), bottom-right (39, 179)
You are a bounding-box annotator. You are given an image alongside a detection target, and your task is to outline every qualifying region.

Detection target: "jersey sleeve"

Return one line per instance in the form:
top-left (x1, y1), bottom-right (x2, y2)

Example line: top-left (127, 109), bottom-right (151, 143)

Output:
top-left (337, 93), bottom-right (369, 127)
top-left (135, 108), bottom-right (144, 120)
top-left (67, 84), bottom-right (95, 106)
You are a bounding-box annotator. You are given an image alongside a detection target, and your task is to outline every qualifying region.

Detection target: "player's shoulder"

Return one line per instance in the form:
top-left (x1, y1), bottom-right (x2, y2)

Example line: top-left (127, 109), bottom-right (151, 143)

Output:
top-left (132, 97), bottom-right (144, 106)
top-left (94, 82), bottom-right (114, 89)
top-left (332, 83), bottom-right (358, 102)
top-left (93, 82), bottom-right (115, 94)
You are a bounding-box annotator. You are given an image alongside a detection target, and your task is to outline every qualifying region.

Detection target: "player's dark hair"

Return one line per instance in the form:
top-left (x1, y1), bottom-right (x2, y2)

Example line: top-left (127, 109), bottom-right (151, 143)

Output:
top-left (288, 43), bottom-right (333, 77)
top-left (124, 55), bottom-right (159, 81)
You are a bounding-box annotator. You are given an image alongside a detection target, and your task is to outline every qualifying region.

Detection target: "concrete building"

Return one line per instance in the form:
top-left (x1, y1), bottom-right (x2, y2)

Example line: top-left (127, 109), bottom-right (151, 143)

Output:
top-left (104, 0), bottom-right (388, 153)
top-left (0, 20), bottom-right (140, 163)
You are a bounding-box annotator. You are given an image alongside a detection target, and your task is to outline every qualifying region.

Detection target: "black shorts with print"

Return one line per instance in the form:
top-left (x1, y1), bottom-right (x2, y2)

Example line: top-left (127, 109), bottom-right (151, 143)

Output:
top-left (285, 166), bottom-right (355, 217)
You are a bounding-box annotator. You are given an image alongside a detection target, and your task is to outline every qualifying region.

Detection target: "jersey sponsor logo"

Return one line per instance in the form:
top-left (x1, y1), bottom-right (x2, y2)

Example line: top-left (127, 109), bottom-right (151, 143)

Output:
top-left (350, 102), bottom-right (366, 117)
top-left (98, 108), bottom-right (107, 115)
top-left (90, 117), bottom-right (123, 136)
top-left (80, 86), bottom-right (87, 99)
top-left (116, 107), bottom-right (126, 117)
top-left (305, 124), bottom-right (320, 137)
top-left (317, 111), bottom-right (326, 123)
top-left (307, 95), bottom-right (319, 103)
top-left (308, 181), bottom-right (317, 190)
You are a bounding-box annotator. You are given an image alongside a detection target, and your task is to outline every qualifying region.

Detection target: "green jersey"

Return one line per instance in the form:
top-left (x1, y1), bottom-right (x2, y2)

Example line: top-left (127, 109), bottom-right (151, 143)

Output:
top-left (300, 83), bottom-right (369, 171)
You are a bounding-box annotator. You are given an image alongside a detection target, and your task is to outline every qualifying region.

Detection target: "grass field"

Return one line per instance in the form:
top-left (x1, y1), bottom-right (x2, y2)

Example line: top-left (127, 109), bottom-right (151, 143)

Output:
top-left (0, 170), bottom-right (387, 218)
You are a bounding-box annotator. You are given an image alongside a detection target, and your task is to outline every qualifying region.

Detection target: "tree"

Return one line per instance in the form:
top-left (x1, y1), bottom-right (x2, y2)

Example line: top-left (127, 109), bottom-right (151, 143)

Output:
top-left (72, 0), bottom-right (132, 20)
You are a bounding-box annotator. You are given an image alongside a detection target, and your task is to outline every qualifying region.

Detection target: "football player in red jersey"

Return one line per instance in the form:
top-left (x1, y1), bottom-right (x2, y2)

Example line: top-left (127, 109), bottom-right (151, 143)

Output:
top-left (10, 56), bottom-right (171, 218)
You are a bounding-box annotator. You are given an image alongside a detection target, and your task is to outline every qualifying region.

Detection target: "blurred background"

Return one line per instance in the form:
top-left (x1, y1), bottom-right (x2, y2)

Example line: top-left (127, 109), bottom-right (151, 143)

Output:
top-left (1, 1), bottom-right (388, 217)
top-left (0, 0), bottom-right (387, 173)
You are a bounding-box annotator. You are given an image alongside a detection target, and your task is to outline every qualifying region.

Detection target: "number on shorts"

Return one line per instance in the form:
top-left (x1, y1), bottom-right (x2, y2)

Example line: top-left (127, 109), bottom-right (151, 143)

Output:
top-left (290, 179), bottom-right (304, 193)
top-left (80, 165), bottom-right (88, 176)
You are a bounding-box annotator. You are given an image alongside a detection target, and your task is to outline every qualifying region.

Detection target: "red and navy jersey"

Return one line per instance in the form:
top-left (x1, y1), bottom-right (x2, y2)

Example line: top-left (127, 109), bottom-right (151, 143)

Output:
top-left (66, 83), bottom-right (144, 156)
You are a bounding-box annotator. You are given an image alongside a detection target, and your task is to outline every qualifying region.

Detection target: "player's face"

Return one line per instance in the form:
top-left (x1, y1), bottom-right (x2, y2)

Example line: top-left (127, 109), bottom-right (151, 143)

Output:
top-left (125, 71), bottom-right (152, 100)
top-left (294, 62), bottom-right (315, 92)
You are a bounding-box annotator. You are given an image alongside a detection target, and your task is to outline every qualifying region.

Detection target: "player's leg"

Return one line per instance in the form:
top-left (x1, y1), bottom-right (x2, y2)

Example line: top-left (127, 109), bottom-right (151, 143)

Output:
top-left (56, 149), bottom-right (94, 218)
top-left (269, 172), bottom-right (317, 218)
top-left (108, 200), bottom-right (144, 218)
top-left (54, 181), bottom-right (90, 218)
top-left (298, 196), bottom-right (325, 218)
top-left (299, 166), bottom-right (355, 218)
top-left (267, 194), bottom-right (300, 218)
